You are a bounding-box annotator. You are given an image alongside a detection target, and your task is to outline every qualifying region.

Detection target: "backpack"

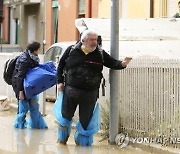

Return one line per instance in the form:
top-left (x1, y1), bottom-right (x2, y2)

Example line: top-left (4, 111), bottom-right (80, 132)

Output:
top-left (3, 56), bottom-right (19, 85)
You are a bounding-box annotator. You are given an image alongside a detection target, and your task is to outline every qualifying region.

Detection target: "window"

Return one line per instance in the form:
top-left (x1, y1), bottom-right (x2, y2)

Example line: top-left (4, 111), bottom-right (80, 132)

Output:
top-left (52, 0), bottom-right (59, 43)
top-left (51, 47), bottom-right (62, 62)
top-left (79, 0), bottom-right (85, 15)
top-left (44, 47), bottom-right (54, 62)
top-left (44, 46), bottom-right (62, 63)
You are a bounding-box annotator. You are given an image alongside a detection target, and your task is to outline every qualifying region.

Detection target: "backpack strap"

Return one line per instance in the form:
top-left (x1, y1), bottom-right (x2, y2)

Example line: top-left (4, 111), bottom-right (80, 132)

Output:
top-left (98, 46), bottom-right (104, 63)
top-left (68, 41), bottom-right (81, 56)
top-left (63, 43), bottom-right (80, 85)
top-left (98, 46), bottom-right (106, 96)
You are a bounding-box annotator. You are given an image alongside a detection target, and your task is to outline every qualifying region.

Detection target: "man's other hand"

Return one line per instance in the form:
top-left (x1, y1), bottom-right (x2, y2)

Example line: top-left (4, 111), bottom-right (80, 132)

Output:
top-left (58, 83), bottom-right (64, 91)
top-left (122, 57), bottom-right (132, 67)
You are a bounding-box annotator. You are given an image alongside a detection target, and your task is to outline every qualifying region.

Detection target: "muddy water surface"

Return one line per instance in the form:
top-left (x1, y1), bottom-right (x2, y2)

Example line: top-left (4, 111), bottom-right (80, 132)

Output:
top-left (0, 103), bottom-right (152, 154)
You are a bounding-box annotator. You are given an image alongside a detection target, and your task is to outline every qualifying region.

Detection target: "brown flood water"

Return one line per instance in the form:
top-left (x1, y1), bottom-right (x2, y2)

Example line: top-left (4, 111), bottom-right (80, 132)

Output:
top-left (0, 102), bottom-right (152, 154)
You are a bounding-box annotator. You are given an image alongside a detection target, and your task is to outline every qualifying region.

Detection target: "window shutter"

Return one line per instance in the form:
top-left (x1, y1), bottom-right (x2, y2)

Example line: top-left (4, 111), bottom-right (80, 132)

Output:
top-left (0, 0), bottom-right (3, 23)
top-left (79, 0), bottom-right (85, 14)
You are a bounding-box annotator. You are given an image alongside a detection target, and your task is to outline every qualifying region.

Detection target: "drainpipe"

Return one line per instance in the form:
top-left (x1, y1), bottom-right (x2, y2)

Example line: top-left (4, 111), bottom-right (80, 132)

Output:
top-left (7, 6), bottom-right (10, 43)
top-left (109, 0), bottom-right (119, 144)
top-left (88, 0), bottom-right (92, 17)
top-left (42, 20), bottom-right (45, 54)
top-left (150, 0), bottom-right (154, 18)
top-left (0, 23), bottom-right (2, 52)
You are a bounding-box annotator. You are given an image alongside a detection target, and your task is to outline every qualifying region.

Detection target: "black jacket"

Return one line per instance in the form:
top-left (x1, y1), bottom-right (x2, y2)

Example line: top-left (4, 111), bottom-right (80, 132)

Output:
top-left (57, 43), bottom-right (126, 90)
top-left (12, 49), bottom-right (39, 98)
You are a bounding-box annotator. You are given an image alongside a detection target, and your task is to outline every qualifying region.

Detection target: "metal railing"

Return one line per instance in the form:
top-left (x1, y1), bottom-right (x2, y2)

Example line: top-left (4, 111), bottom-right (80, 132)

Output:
top-left (119, 58), bottom-right (180, 148)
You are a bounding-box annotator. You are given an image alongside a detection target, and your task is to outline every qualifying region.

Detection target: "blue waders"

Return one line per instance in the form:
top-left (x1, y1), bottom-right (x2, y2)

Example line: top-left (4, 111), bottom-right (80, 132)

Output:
top-left (14, 95), bottom-right (48, 129)
top-left (53, 92), bottom-right (72, 144)
top-left (53, 92), bottom-right (100, 146)
top-left (74, 103), bottom-right (100, 146)
top-left (14, 99), bottom-right (29, 129)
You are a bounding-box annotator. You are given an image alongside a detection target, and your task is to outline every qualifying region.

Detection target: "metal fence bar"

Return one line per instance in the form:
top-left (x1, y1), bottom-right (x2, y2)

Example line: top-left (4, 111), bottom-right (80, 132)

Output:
top-left (119, 58), bottom-right (180, 148)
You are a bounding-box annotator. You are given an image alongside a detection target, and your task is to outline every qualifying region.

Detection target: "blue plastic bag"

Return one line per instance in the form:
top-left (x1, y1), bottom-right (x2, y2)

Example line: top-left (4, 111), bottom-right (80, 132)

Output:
top-left (53, 92), bottom-right (73, 126)
top-left (24, 61), bottom-right (57, 99)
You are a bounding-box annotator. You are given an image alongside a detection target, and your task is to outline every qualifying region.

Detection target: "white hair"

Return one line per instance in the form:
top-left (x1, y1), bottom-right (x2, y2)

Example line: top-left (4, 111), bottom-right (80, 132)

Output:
top-left (80, 30), bottom-right (98, 43)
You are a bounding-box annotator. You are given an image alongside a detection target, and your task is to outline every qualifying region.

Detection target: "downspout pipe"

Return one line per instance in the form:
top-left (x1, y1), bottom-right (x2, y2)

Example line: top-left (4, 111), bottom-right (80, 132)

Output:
top-left (88, 0), bottom-right (92, 17)
top-left (8, 6), bottom-right (10, 43)
top-left (150, 0), bottom-right (154, 18)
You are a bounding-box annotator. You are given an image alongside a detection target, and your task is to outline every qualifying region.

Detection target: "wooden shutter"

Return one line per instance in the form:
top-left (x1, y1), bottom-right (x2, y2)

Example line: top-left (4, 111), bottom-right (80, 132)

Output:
top-left (0, 0), bottom-right (3, 23)
top-left (79, 0), bottom-right (85, 15)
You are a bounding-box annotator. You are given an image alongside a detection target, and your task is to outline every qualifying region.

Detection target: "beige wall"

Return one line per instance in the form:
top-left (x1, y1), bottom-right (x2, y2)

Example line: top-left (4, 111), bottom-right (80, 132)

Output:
top-left (98, 0), bottom-right (122, 18)
top-left (128, 0), bottom-right (151, 18)
top-left (98, 0), bottom-right (111, 18)
top-left (97, 0), bottom-right (170, 18)
top-left (154, 0), bottom-right (160, 17)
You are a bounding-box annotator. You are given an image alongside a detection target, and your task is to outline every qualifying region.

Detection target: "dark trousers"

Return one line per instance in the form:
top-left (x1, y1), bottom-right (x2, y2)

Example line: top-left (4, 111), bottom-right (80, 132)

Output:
top-left (62, 86), bottom-right (98, 130)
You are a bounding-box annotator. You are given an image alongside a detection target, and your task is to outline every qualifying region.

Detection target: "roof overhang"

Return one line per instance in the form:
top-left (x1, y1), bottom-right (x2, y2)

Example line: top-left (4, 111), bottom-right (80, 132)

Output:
top-left (9, 0), bottom-right (41, 5)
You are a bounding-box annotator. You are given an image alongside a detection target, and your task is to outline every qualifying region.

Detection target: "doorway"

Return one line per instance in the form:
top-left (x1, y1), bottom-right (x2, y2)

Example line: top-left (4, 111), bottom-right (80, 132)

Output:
top-left (28, 15), bottom-right (36, 42)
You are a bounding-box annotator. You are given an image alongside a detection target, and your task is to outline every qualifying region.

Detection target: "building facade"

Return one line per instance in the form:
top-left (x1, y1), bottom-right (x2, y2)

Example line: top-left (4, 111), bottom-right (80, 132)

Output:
top-left (1, 0), bottom-right (179, 52)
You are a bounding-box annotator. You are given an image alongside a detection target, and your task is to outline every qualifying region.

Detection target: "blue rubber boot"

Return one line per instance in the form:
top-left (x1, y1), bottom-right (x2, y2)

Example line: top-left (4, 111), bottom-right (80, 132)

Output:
top-left (29, 103), bottom-right (48, 129)
top-left (74, 131), bottom-right (93, 146)
top-left (57, 121), bottom-right (72, 144)
top-left (14, 100), bottom-right (29, 129)
top-left (28, 95), bottom-right (47, 129)
top-left (74, 103), bottom-right (100, 146)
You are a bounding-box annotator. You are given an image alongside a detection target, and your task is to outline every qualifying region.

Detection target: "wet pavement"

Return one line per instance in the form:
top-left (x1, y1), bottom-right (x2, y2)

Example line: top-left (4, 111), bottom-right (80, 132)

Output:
top-left (0, 102), bottom-right (153, 154)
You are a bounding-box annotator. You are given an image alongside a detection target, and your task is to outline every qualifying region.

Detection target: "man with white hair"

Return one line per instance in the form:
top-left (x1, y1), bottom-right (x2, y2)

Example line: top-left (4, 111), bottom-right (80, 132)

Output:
top-left (55, 29), bottom-right (132, 146)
